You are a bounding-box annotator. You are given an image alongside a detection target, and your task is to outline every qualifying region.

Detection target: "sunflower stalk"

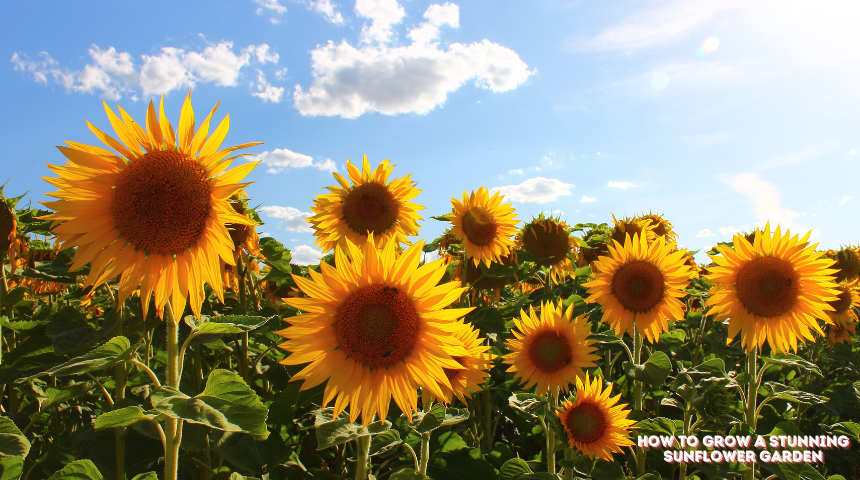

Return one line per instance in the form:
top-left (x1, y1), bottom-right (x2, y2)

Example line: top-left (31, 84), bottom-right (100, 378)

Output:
top-left (114, 298), bottom-right (128, 480)
top-left (538, 413), bottom-right (556, 475)
top-left (355, 434), bottom-right (372, 480)
top-left (164, 301), bottom-right (184, 480)
top-left (743, 347), bottom-right (758, 480)
top-left (633, 327), bottom-right (645, 476)
top-left (481, 389), bottom-right (492, 451)
top-left (563, 447), bottom-right (574, 480)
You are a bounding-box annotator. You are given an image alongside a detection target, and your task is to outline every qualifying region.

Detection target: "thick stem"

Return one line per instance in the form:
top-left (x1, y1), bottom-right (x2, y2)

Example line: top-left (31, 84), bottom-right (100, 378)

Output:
top-left (355, 434), bottom-right (372, 480)
top-left (743, 347), bottom-right (758, 480)
top-left (539, 415), bottom-right (555, 475)
top-left (634, 328), bottom-right (645, 476)
top-left (481, 389), bottom-right (492, 451)
top-left (164, 303), bottom-right (184, 480)
top-left (115, 301), bottom-right (127, 480)
top-left (563, 447), bottom-right (574, 480)
top-left (418, 431), bottom-right (431, 475)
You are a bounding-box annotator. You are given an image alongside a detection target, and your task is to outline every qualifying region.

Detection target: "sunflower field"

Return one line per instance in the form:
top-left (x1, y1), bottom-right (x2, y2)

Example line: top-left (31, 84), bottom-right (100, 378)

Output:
top-left (0, 94), bottom-right (859, 480)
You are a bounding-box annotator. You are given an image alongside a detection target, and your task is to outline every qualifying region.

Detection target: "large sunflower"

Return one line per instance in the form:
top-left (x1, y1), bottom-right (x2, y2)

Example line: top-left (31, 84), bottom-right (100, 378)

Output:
top-left (704, 224), bottom-right (840, 353)
top-left (426, 320), bottom-right (494, 405)
top-left (448, 187), bottom-right (518, 267)
top-left (582, 233), bottom-right (693, 343)
top-left (557, 373), bottom-right (635, 461)
top-left (42, 93), bottom-right (261, 319)
top-left (307, 156), bottom-right (424, 253)
top-left (278, 237), bottom-right (474, 426)
top-left (517, 214), bottom-right (577, 284)
top-left (503, 301), bottom-right (599, 397)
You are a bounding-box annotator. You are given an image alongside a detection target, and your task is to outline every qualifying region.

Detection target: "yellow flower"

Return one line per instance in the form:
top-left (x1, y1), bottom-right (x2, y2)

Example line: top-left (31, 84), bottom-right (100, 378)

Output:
top-left (557, 373), bottom-right (635, 461)
top-left (823, 247), bottom-right (860, 284)
top-left (583, 233), bottom-right (693, 343)
top-left (41, 93), bottom-right (261, 319)
top-left (639, 212), bottom-right (677, 244)
top-left (503, 301), bottom-right (599, 397)
top-left (427, 320), bottom-right (494, 405)
top-left (278, 237), bottom-right (474, 426)
top-left (448, 187), bottom-right (518, 268)
top-left (610, 214), bottom-right (656, 247)
top-left (307, 156), bottom-right (424, 253)
top-left (825, 283), bottom-right (859, 347)
top-left (705, 224), bottom-right (840, 353)
top-left (517, 214), bottom-right (577, 284)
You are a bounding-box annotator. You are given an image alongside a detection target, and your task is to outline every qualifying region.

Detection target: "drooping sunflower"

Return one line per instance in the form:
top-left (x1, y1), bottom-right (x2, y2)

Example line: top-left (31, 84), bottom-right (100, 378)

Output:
top-left (557, 373), bottom-right (635, 461)
top-left (825, 283), bottom-right (859, 347)
top-left (278, 237), bottom-right (474, 426)
top-left (0, 200), bottom-right (15, 254)
top-left (447, 187), bottom-right (518, 268)
top-left (576, 224), bottom-right (612, 270)
top-left (226, 190), bottom-right (262, 260)
top-left (517, 214), bottom-right (577, 284)
top-left (704, 224), bottom-right (840, 353)
top-left (503, 301), bottom-right (599, 397)
top-left (823, 247), bottom-right (860, 284)
top-left (41, 93), bottom-right (261, 319)
top-left (639, 212), bottom-right (677, 244)
top-left (610, 214), bottom-right (656, 247)
top-left (582, 233), bottom-right (693, 343)
top-left (307, 156), bottom-right (424, 253)
top-left (425, 320), bottom-right (494, 405)
top-left (14, 239), bottom-right (66, 296)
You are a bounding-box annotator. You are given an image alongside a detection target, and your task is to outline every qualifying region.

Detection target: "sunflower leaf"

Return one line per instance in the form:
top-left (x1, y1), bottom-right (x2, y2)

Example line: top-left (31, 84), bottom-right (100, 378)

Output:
top-left (625, 351), bottom-right (672, 387)
top-left (368, 429), bottom-right (402, 456)
top-left (0, 417), bottom-right (30, 458)
top-left (0, 457), bottom-right (23, 480)
top-left (498, 458), bottom-right (532, 480)
top-left (390, 468), bottom-right (432, 480)
top-left (46, 460), bottom-right (104, 480)
top-left (93, 406), bottom-right (153, 431)
top-left (259, 237), bottom-right (293, 272)
top-left (764, 382), bottom-right (829, 405)
top-left (411, 404), bottom-right (446, 433)
top-left (442, 408), bottom-right (470, 427)
top-left (41, 336), bottom-right (138, 378)
top-left (760, 354), bottom-right (823, 377)
top-left (130, 474), bottom-right (158, 480)
top-left (508, 393), bottom-right (550, 418)
top-left (312, 408), bottom-right (391, 450)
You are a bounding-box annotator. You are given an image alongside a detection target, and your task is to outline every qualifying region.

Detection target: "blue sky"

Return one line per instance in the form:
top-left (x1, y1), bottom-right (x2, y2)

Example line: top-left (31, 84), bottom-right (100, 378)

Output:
top-left (3, 0), bottom-right (859, 264)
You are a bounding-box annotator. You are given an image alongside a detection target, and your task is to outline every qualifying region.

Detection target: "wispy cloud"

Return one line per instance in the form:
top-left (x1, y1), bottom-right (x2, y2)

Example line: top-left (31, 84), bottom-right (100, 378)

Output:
top-left (696, 228), bottom-right (714, 237)
top-left (492, 177), bottom-right (574, 204)
top-left (580, 195), bottom-right (597, 203)
top-left (292, 245), bottom-right (325, 265)
top-left (755, 143), bottom-right (842, 171)
top-left (608, 180), bottom-right (634, 190)
top-left (840, 195), bottom-right (852, 205)
top-left (507, 168), bottom-right (523, 175)
top-left (721, 173), bottom-right (801, 230)
top-left (260, 206), bottom-right (313, 232)
top-left (252, 148), bottom-right (337, 173)
top-left (306, 0), bottom-right (344, 24)
top-left (719, 226), bottom-right (740, 235)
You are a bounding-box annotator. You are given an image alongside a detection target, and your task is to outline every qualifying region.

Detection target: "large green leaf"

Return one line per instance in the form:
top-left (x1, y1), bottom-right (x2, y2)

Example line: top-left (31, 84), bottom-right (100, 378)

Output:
top-left (39, 382), bottom-right (96, 409)
top-left (0, 418), bottom-right (30, 458)
top-left (184, 315), bottom-right (275, 334)
top-left (43, 336), bottom-right (138, 377)
top-left (368, 430), bottom-right (403, 456)
top-left (764, 382), bottom-right (829, 405)
top-left (761, 354), bottom-right (822, 377)
top-left (498, 458), bottom-right (532, 480)
top-left (93, 406), bottom-right (153, 431)
top-left (625, 351), bottom-right (672, 387)
top-left (151, 369), bottom-right (269, 440)
top-left (46, 460), bottom-right (104, 480)
top-left (0, 457), bottom-right (23, 480)
top-left (259, 237), bottom-right (293, 272)
top-left (312, 408), bottom-right (391, 450)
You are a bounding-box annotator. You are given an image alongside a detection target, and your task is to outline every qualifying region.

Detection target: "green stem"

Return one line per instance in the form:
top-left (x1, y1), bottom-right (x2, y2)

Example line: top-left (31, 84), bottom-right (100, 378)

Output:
top-left (539, 415), bottom-right (555, 475)
top-left (481, 388), bottom-right (492, 451)
top-left (355, 434), bottom-right (371, 480)
top-left (563, 448), bottom-right (574, 480)
top-left (115, 300), bottom-right (127, 480)
top-left (634, 327), bottom-right (645, 476)
top-left (164, 302), bottom-right (184, 480)
top-left (418, 431), bottom-right (431, 475)
top-left (743, 347), bottom-right (758, 480)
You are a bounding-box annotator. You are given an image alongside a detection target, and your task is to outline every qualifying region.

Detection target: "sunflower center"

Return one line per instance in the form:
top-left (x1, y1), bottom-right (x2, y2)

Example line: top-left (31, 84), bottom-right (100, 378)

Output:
top-left (735, 255), bottom-right (800, 318)
top-left (528, 330), bottom-right (572, 373)
top-left (829, 287), bottom-right (853, 315)
top-left (565, 403), bottom-right (606, 444)
top-left (443, 356), bottom-right (466, 382)
top-left (523, 222), bottom-right (571, 266)
top-left (611, 260), bottom-right (665, 313)
top-left (335, 284), bottom-right (420, 370)
top-left (111, 150), bottom-right (211, 256)
top-left (342, 183), bottom-right (399, 237)
top-left (462, 208), bottom-right (498, 246)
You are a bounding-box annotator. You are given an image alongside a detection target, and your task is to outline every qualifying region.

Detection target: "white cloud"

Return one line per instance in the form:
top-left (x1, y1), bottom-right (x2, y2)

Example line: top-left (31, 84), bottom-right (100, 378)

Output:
top-left (696, 228), bottom-right (715, 237)
top-left (356, 0), bottom-right (406, 45)
top-left (293, 2), bottom-right (533, 118)
top-left (607, 180), bottom-right (634, 190)
top-left (307, 0), bottom-right (345, 24)
top-left (251, 70), bottom-right (285, 103)
top-left (840, 195), bottom-right (852, 205)
top-left (723, 173), bottom-right (801, 230)
top-left (569, 1), bottom-right (735, 52)
top-left (718, 226), bottom-right (740, 235)
top-left (253, 148), bottom-right (337, 172)
top-left (409, 2), bottom-right (459, 45)
top-left (507, 168), bottom-right (523, 175)
top-left (580, 195), bottom-right (597, 203)
top-left (13, 41), bottom-right (277, 100)
top-left (260, 206), bottom-right (313, 232)
top-left (292, 245), bottom-right (325, 265)
top-left (492, 177), bottom-right (574, 204)
top-left (254, 0), bottom-right (287, 15)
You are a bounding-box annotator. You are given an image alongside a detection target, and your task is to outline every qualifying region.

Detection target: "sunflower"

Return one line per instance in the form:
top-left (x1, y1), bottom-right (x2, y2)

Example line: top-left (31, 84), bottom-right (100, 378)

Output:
top-left (447, 187), bottom-right (518, 268)
top-left (0, 200), bottom-right (15, 254)
top-left (825, 283), bottom-right (859, 346)
top-left (639, 212), bottom-right (677, 244)
top-left (827, 317), bottom-right (856, 347)
top-left (425, 320), bottom-right (494, 405)
top-left (517, 214), bottom-right (577, 284)
top-left (308, 156), bottom-right (424, 254)
top-left (704, 224), bottom-right (840, 353)
top-left (226, 190), bottom-right (262, 260)
top-left (610, 214), bottom-right (656, 247)
top-left (41, 93), bottom-right (261, 320)
top-left (583, 233), bottom-right (693, 343)
top-left (15, 240), bottom-right (66, 296)
top-left (823, 247), bottom-right (860, 284)
top-left (576, 224), bottom-right (612, 270)
top-left (557, 372), bottom-right (635, 461)
top-left (503, 301), bottom-right (599, 397)
top-left (278, 236), bottom-right (474, 426)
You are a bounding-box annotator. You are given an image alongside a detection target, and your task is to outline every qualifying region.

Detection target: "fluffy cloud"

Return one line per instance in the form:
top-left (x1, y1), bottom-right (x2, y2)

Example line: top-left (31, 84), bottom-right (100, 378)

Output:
top-left (12, 41), bottom-right (279, 100)
top-left (580, 195), bottom-right (597, 203)
top-left (507, 168), bottom-right (523, 175)
top-left (607, 180), bottom-right (634, 190)
top-left (252, 148), bottom-right (337, 173)
top-left (696, 228), bottom-right (715, 237)
top-left (724, 173), bottom-right (801, 229)
top-left (260, 206), bottom-right (313, 232)
top-left (293, 2), bottom-right (533, 118)
top-left (292, 245), bottom-right (325, 265)
top-left (307, 0), bottom-right (345, 24)
top-left (254, 0), bottom-right (287, 14)
top-left (718, 226), bottom-right (740, 235)
top-left (492, 177), bottom-right (574, 204)
top-left (251, 70), bottom-right (285, 103)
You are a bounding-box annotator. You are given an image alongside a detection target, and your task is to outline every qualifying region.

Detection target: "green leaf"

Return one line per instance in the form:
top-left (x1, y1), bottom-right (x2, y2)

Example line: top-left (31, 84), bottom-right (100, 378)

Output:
top-left (0, 318), bottom-right (49, 333)
top-left (508, 393), bottom-right (550, 418)
top-left (390, 468), bottom-right (432, 480)
top-left (626, 351), bottom-right (672, 386)
top-left (590, 459), bottom-right (626, 480)
top-left (634, 417), bottom-right (676, 437)
top-left (41, 382), bottom-right (95, 409)
top-left (685, 358), bottom-right (727, 378)
top-left (468, 308), bottom-right (505, 335)
top-left (130, 474), bottom-right (158, 480)
top-left (411, 404), bottom-right (446, 434)
top-left (518, 474), bottom-right (560, 480)
top-left (152, 369), bottom-right (269, 440)
top-left (441, 407), bottom-right (470, 427)
top-left (94, 406), bottom-right (153, 431)
top-left (764, 382), bottom-right (829, 405)
top-left (0, 288), bottom-right (25, 307)
top-left (828, 422), bottom-right (860, 443)
top-left (427, 448), bottom-right (495, 480)
top-left (259, 237), bottom-right (293, 272)
top-left (185, 315), bottom-right (275, 335)
top-left (761, 353), bottom-right (823, 377)
top-left (0, 418), bottom-right (30, 458)
top-left (369, 430), bottom-right (403, 456)
top-left (45, 307), bottom-right (116, 356)
top-left (498, 458), bottom-right (533, 480)
top-left (43, 336), bottom-right (138, 377)
top-left (46, 460), bottom-right (104, 480)
top-left (0, 457), bottom-right (23, 480)
top-left (311, 408), bottom-right (391, 450)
